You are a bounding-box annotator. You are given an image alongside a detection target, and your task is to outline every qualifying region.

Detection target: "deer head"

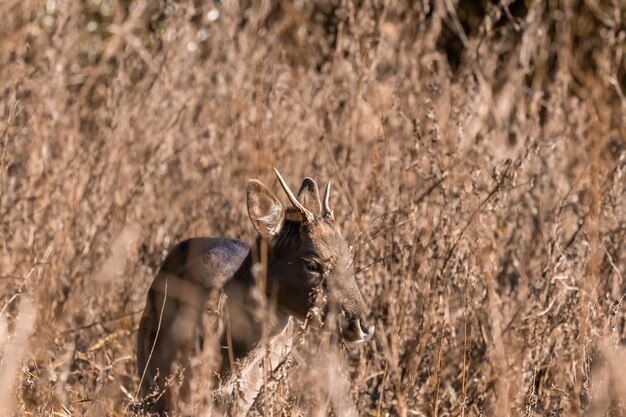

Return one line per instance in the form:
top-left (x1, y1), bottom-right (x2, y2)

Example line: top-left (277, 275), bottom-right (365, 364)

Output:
top-left (246, 169), bottom-right (374, 343)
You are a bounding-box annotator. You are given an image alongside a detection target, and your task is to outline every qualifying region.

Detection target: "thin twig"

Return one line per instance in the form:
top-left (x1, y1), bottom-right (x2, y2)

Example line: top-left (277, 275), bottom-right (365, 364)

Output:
top-left (135, 277), bottom-right (168, 401)
top-left (432, 320), bottom-right (446, 417)
top-left (461, 278), bottom-right (469, 416)
top-left (62, 309), bottom-right (143, 335)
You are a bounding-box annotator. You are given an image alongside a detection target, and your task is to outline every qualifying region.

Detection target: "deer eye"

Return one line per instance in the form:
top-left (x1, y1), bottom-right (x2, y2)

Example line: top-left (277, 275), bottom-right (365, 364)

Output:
top-left (303, 260), bottom-right (323, 273)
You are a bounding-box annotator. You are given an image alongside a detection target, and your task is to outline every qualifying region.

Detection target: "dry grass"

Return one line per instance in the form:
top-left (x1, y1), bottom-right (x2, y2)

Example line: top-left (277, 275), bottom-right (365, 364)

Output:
top-left (1, 0), bottom-right (625, 416)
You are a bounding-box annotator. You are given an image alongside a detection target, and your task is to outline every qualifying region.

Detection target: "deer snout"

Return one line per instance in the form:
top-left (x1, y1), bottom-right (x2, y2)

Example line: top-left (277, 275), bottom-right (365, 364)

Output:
top-left (356, 319), bottom-right (375, 342)
top-left (339, 312), bottom-right (375, 343)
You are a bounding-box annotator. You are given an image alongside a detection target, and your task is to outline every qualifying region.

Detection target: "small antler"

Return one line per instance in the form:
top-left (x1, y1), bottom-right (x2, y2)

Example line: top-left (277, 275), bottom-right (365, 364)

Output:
top-left (322, 181), bottom-right (334, 220)
top-left (274, 168), bottom-right (315, 223)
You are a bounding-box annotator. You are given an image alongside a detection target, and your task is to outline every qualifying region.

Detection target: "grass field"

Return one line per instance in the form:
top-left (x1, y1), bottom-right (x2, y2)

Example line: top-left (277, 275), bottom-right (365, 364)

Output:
top-left (1, 1), bottom-right (625, 416)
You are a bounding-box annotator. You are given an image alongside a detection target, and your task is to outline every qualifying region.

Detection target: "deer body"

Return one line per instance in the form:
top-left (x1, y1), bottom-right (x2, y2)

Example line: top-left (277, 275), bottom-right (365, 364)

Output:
top-left (136, 171), bottom-right (374, 414)
top-left (137, 237), bottom-right (292, 412)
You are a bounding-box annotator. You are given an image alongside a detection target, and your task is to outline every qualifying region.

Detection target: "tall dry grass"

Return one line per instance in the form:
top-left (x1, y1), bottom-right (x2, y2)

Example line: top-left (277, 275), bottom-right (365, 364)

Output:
top-left (1, 0), bottom-right (625, 415)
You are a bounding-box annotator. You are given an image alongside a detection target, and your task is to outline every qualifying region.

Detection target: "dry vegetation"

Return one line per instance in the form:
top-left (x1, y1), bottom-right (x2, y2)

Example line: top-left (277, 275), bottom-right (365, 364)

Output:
top-left (1, 0), bottom-right (626, 416)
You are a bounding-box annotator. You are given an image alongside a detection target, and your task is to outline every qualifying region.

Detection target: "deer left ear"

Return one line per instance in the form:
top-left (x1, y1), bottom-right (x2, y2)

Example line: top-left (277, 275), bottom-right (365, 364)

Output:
top-left (247, 180), bottom-right (285, 239)
top-left (297, 177), bottom-right (322, 216)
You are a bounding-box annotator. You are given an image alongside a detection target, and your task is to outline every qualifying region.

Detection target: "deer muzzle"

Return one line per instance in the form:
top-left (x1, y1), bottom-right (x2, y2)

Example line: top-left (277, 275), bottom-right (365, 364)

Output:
top-left (339, 312), bottom-right (375, 343)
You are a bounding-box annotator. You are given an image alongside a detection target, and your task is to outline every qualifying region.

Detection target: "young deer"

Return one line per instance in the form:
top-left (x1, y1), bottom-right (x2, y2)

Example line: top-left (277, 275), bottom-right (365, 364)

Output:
top-left (136, 169), bottom-right (374, 414)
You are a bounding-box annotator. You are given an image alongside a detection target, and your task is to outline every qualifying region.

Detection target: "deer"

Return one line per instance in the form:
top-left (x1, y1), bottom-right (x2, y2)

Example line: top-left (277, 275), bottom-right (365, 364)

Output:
top-left (136, 169), bottom-right (375, 414)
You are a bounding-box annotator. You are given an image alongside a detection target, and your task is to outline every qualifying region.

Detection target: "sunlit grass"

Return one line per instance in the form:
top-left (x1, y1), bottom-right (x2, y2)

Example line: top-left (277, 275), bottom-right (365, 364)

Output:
top-left (0, 1), bottom-right (625, 415)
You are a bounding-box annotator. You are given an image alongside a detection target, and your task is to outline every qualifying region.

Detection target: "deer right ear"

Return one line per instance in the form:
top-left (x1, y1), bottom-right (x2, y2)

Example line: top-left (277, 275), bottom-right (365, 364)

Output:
top-left (247, 179), bottom-right (285, 239)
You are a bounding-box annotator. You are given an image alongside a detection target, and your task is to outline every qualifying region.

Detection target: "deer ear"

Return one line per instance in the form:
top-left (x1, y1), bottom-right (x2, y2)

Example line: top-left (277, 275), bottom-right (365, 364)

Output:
top-left (247, 180), bottom-right (285, 239)
top-left (297, 177), bottom-right (322, 216)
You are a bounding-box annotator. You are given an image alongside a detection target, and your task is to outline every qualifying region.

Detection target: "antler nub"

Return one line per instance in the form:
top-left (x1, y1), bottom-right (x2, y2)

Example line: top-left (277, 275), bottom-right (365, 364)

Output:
top-left (323, 181), bottom-right (334, 220)
top-left (274, 168), bottom-right (315, 224)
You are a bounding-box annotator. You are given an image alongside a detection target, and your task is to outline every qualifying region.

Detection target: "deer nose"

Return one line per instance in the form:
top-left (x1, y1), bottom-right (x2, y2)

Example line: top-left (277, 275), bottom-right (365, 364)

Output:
top-left (358, 319), bottom-right (375, 341)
